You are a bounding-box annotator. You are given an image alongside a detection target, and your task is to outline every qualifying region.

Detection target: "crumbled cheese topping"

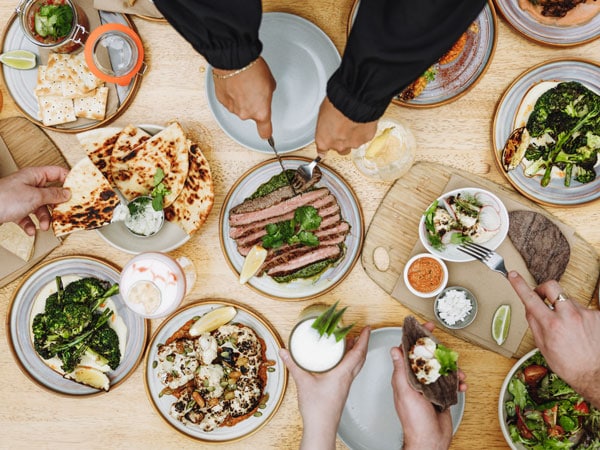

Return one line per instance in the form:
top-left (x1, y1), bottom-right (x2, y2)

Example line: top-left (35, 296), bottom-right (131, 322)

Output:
top-left (409, 337), bottom-right (441, 385)
top-left (437, 289), bottom-right (473, 325)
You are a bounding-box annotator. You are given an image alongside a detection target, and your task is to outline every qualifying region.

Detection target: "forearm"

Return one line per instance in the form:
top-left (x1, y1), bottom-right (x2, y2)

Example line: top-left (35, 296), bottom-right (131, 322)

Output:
top-left (300, 415), bottom-right (342, 450)
top-left (153, 0), bottom-right (262, 69)
top-left (328, 0), bottom-right (487, 122)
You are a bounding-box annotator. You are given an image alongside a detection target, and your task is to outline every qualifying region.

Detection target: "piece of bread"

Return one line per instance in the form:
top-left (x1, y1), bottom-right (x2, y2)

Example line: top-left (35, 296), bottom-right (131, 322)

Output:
top-left (0, 222), bottom-right (35, 261)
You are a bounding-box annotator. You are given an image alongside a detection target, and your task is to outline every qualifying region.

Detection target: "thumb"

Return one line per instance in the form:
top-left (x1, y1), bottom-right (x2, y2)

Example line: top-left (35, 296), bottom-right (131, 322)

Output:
top-left (39, 186), bottom-right (71, 206)
top-left (390, 346), bottom-right (410, 392)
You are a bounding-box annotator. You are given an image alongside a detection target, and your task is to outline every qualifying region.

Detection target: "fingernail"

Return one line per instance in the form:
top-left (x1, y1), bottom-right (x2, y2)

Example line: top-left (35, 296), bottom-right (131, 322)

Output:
top-left (390, 348), bottom-right (400, 360)
top-left (508, 271), bottom-right (517, 278)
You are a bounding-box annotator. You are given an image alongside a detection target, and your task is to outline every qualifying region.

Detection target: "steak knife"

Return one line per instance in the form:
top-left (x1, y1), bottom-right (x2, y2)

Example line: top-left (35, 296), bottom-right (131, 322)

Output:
top-left (267, 136), bottom-right (297, 195)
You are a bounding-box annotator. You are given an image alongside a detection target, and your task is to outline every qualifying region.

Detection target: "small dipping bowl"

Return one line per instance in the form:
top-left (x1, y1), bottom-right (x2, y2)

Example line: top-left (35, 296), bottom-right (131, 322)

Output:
top-left (434, 286), bottom-right (478, 329)
top-left (403, 253), bottom-right (448, 298)
top-left (123, 196), bottom-right (164, 237)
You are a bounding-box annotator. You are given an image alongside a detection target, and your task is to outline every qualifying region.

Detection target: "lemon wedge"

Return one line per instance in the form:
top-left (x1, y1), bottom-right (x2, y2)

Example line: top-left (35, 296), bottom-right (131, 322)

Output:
top-left (365, 127), bottom-right (394, 159)
top-left (0, 50), bottom-right (37, 70)
top-left (239, 244), bottom-right (267, 284)
top-left (492, 304), bottom-right (511, 346)
top-left (189, 306), bottom-right (237, 337)
top-left (66, 366), bottom-right (110, 391)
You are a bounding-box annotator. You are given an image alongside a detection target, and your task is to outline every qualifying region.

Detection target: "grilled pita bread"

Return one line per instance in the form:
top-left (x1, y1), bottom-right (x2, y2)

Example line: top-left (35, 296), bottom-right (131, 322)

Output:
top-left (0, 222), bottom-right (35, 261)
top-left (77, 127), bottom-right (122, 183)
top-left (110, 123), bottom-right (188, 206)
top-left (164, 142), bottom-right (214, 235)
top-left (51, 157), bottom-right (120, 237)
top-left (508, 210), bottom-right (570, 283)
top-left (402, 316), bottom-right (458, 412)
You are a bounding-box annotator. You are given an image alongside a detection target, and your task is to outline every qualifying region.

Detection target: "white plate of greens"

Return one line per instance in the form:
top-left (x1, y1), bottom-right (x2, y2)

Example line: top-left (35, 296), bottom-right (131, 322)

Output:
top-left (493, 58), bottom-right (600, 206)
top-left (7, 256), bottom-right (148, 396)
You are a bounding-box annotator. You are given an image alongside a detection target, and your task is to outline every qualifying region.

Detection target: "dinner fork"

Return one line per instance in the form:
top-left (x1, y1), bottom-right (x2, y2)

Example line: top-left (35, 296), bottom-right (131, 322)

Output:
top-left (458, 242), bottom-right (508, 277)
top-left (291, 156), bottom-right (321, 191)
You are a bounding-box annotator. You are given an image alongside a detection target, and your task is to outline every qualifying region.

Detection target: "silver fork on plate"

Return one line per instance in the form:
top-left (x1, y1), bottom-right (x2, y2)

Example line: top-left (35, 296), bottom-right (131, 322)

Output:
top-left (458, 242), bottom-right (508, 277)
top-left (291, 156), bottom-right (321, 191)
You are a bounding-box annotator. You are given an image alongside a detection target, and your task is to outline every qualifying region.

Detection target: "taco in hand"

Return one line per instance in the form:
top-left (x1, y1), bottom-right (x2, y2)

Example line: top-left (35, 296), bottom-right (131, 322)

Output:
top-left (401, 315), bottom-right (459, 411)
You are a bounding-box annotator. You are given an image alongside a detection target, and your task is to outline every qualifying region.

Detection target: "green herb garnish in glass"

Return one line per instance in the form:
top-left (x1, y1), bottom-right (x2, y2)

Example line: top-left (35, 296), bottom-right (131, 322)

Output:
top-left (34, 4), bottom-right (74, 40)
top-left (311, 301), bottom-right (354, 342)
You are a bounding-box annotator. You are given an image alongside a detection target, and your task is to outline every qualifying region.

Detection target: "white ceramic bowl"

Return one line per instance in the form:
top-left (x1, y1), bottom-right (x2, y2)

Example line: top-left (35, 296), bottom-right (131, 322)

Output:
top-left (419, 187), bottom-right (509, 262)
top-left (434, 286), bottom-right (477, 329)
top-left (403, 253), bottom-right (448, 298)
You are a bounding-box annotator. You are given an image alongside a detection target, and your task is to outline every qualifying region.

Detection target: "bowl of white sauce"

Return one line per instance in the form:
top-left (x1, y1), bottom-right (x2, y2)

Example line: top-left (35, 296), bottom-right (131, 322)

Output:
top-left (112, 196), bottom-right (164, 237)
top-left (434, 286), bottom-right (477, 330)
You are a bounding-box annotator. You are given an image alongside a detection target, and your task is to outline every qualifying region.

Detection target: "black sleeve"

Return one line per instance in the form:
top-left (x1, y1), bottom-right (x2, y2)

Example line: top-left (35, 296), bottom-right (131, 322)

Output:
top-left (153, 0), bottom-right (263, 70)
top-left (328, 0), bottom-right (488, 122)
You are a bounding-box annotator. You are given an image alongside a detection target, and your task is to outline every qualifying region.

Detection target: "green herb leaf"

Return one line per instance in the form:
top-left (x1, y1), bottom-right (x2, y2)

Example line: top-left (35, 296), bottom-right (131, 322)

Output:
top-left (311, 302), bottom-right (337, 337)
top-left (149, 168), bottom-right (171, 211)
top-left (310, 301), bottom-right (354, 339)
top-left (262, 207), bottom-right (322, 249)
top-left (326, 306), bottom-right (347, 335)
top-left (36, 5), bottom-right (73, 39)
top-left (295, 206), bottom-right (322, 232)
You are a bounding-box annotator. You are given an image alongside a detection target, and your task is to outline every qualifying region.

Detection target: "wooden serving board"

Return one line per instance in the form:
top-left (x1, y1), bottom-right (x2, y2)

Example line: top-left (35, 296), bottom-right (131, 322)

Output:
top-left (0, 117), bottom-right (68, 287)
top-left (362, 162), bottom-right (600, 358)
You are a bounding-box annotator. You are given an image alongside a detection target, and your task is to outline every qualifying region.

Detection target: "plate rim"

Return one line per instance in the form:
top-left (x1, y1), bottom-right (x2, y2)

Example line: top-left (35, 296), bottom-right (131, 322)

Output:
top-left (218, 156), bottom-right (365, 301)
top-left (205, 11), bottom-right (341, 153)
top-left (337, 326), bottom-right (466, 449)
top-left (5, 254), bottom-right (149, 397)
top-left (0, 11), bottom-right (143, 134)
top-left (491, 57), bottom-right (600, 207)
top-left (143, 298), bottom-right (288, 443)
top-left (493, 0), bottom-right (600, 47)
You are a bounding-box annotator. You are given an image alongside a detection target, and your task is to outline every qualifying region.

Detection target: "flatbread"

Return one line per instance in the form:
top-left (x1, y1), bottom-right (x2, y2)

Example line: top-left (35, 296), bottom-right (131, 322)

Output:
top-left (401, 316), bottom-right (458, 412)
top-left (508, 210), bottom-right (570, 284)
top-left (0, 222), bottom-right (35, 261)
top-left (110, 122), bottom-right (188, 206)
top-left (74, 86), bottom-right (109, 120)
top-left (77, 127), bottom-right (123, 183)
top-left (51, 157), bottom-right (120, 237)
top-left (164, 142), bottom-right (214, 235)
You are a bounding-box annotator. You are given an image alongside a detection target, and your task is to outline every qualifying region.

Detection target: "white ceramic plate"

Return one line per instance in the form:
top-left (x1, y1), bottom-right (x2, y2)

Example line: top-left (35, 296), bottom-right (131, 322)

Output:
top-left (96, 124), bottom-right (190, 254)
top-left (494, 0), bottom-right (600, 46)
top-left (220, 157), bottom-right (364, 301)
top-left (492, 59), bottom-right (600, 206)
top-left (7, 256), bottom-right (148, 396)
top-left (206, 12), bottom-right (340, 153)
top-left (0, 10), bottom-right (141, 133)
top-left (144, 300), bottom-right (287, 443)
top-left (338, 327), bottom-right (465, 450)
top-left (418, 187), bottom-right (509, 262)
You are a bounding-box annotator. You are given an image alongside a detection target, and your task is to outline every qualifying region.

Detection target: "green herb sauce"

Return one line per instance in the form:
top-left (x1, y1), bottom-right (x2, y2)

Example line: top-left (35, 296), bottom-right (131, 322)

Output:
top-left (248, 170), bottom-right (296, 200)
top-left (273, 256), bottom-right (340, 283)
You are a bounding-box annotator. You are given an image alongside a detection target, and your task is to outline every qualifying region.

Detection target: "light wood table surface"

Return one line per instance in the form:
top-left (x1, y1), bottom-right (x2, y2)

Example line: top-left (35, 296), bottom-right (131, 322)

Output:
top-left (1, 1), bottom-right (599, 449)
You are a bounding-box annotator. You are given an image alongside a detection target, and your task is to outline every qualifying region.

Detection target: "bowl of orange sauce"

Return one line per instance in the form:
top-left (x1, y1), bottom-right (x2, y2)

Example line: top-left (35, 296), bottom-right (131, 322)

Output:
top-left (403, 253), bottom-right (448, 298)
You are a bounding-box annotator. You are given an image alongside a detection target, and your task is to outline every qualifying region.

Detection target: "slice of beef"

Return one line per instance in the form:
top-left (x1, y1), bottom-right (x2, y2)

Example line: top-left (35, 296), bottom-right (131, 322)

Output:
top-left (402, 316), bottom-right (458, 412)
top-left (229, 188), bottom-right (330, 227)
top-left (266, 245), bottom-right (342, 277)
top-left (507, 210), bottom-right (570, 284)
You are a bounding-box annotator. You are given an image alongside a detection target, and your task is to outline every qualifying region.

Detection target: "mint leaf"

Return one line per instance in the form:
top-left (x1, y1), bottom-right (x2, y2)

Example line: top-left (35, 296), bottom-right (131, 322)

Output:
top-left (149, 168), bottom-right (171, 211)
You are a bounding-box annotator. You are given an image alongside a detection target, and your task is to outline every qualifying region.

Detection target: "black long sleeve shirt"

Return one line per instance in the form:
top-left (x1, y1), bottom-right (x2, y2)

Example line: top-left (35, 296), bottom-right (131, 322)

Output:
top-left (154, 0), bottom-right (487, 122)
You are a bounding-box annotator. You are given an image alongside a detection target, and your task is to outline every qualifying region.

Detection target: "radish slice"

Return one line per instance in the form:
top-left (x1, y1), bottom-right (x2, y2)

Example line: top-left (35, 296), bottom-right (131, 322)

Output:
top-left (478, 204), bottom-right (501, 232)
top-left (476, 192), bottom-right (500, 213)
top-left (441, 198), bottom-right (458, 221)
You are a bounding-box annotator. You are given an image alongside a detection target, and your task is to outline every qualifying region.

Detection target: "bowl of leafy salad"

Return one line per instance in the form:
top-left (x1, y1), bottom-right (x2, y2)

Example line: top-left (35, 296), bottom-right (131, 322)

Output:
top-left (499, 348), bottom-right (600, 449)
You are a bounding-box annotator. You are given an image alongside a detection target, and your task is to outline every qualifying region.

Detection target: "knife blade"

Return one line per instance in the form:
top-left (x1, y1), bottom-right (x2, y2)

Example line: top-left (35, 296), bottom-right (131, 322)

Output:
top-left (267, 136), bottom-right (297, 195)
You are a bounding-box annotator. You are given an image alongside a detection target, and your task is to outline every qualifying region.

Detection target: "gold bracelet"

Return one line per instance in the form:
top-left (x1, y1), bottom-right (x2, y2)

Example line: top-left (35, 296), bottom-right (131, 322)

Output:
top-left (212, 58), bottom-right (260, 80)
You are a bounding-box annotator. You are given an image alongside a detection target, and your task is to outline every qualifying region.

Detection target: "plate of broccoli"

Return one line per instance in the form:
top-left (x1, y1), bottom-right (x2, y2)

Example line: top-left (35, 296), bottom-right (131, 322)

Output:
top-left (493, 58), bottom-right (600, 206)
top-left (7, 256), bottom-right (148, 396)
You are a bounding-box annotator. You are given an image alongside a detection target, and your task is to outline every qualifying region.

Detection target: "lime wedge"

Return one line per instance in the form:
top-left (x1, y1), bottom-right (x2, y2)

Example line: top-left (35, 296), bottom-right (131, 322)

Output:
top-left (239, 244), bottom-right (267, 284)
top-left (189, 306), bottom-right (237, 337)
top-left (0, 50), bottom-right (37, 70)
top-left (492, 304), bottom-right (511, 346)
top-left (67, 366), bottom-right (110, 391)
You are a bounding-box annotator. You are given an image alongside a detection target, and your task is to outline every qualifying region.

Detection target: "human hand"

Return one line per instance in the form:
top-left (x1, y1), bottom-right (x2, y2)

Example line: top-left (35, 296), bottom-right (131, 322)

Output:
top-left (508, 270), bottom-right (600, 408)
top-left (314, 97), bottom-right (377, 157)
top-left (212, 57), bottom-right (276, 139)
top-left (279, 326), bottom-right (370, 450)
top-left (0, 166), bottom-right (70, 236)
top-left (390, 322), bottom-right (467, 450)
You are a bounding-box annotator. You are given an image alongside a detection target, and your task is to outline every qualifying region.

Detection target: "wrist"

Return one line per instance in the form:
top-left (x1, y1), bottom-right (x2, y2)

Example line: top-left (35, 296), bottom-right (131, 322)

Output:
top-left (212, 57), bottom-right (260, 80)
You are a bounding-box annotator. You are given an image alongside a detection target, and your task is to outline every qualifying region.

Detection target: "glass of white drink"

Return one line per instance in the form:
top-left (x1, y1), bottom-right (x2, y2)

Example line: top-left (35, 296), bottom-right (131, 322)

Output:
top-left (289, 302), bottom-right (352, 373)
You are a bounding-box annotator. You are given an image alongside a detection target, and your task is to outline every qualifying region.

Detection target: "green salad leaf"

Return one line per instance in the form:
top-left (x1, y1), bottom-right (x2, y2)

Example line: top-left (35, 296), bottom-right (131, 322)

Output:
top-left (434, 344), bottom-right (458, 375)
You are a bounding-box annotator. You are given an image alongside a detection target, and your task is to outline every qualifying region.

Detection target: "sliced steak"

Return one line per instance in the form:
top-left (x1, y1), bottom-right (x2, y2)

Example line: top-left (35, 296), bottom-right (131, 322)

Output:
top-left (266, 245), bottom-right (342, 277)
top-left (229, 188), bottom-right (330, 227)
top-left (508, 210), bottom-right (570, 283)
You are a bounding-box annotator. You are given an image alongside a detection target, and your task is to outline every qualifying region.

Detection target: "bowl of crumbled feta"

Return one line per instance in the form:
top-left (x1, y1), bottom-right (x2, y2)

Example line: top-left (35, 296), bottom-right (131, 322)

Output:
top-left (434, 286), bottom-right (477, 329)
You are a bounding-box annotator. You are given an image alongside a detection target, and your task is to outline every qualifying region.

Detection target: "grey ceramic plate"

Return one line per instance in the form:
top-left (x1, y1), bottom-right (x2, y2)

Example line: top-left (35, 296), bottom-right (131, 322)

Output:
top-left (206, 12), bottom-right (340, 153)
top-left (220, 157), bottom-right (364, 301)
top-left (494, 0), bottom-right (600, 46)
top-left (0, 10), bottom-right (141, 133)
top-left (7, 256), bottom-right (148, 396)
top-left (338, 327), bottom-right (465, 450)
top-left (144, 300), bottom-right (287, 443)
top-left (492, 59), bottom-right (600, 206)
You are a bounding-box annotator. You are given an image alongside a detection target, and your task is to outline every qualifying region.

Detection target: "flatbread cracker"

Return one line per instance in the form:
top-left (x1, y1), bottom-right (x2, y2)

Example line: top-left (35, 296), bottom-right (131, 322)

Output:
top-left (164, 142), bottom-right (214, 235)
top-left (74, 86), bottom-right (109, 120)
top-left (38, 96), bottom-right (76, 126)
top-left (0, 222), bottom-right (35, 261)
top-left (51, 157), bottom-right (120, 236)
top-left (68, 52), bottom-right (104, 92)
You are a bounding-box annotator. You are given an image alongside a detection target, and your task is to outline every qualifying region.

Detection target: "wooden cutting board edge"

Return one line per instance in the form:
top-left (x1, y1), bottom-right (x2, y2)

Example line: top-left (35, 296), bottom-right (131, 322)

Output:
top-left (361, 161), bottom-right (600, 359)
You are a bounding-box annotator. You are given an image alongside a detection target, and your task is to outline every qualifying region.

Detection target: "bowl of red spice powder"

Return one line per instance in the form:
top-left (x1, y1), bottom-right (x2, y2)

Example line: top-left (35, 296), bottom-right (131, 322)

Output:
top-left (403, 253), bottom-right (448, 298)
